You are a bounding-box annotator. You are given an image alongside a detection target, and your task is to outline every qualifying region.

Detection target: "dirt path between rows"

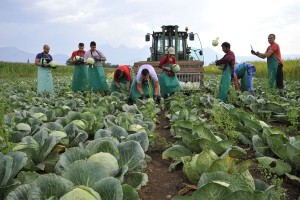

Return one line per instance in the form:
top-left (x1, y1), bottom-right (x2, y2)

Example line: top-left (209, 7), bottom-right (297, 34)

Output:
top-left (139, 109), bottom-right (189, 200)
top-left (139, 109), bottom-right (300, 200)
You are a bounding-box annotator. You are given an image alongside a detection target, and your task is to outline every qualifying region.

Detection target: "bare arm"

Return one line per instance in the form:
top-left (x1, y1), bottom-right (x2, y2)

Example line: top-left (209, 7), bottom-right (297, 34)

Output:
top-left (126, 81), bottom-right (130, 90)
top-left (154, 81), bottom-right (159, 96)
top-left (35, 58), bottom-right (40, 66)
top-left (257, 49), bottom-right (274, 59)
top-left (137, 82), bottom-right (143, 95)
top-left (114, 80), bottom-right (120, 89)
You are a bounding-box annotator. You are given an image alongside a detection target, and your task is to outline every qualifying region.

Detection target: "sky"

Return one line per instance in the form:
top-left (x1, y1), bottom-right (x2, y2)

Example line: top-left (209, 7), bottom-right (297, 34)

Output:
top-left (0, 0), bottom-right (300, 62)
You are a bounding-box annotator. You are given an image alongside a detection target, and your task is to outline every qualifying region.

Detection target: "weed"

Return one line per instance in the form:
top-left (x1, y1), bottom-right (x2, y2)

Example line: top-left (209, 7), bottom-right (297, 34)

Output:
top-left (287, 105), bottom-right (299, 131)
top-left (259, 163), bottom-right (286, 200)
top-left (0, 102), bottom-right (14, 153)
top-left (211, 103), bottom-right (237, 141)
top-left (148, 131), bottom-right (171, 152)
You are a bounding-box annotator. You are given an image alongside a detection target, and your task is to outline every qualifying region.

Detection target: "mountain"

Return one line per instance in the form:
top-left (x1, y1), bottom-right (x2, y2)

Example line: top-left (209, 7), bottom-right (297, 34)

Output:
top-left (99, 44), bottom-right (150, 65)
top-left (0, 47), bottom-right (69, 65)
top-left (0, 46), bottom-right (150, 66)
top-left (0, 46), bottom-right (299, 66)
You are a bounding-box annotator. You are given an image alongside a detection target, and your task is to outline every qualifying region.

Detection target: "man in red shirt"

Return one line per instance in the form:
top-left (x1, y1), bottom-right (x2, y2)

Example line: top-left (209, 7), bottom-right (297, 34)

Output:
top-left (70, 43), bottom-right (88, 92)
top-left (110, 65), bottom-right (132, 93)
top-left (215, 42), bottom-right (239, 102)
top-left (251, 34), bottom-right (284, 96)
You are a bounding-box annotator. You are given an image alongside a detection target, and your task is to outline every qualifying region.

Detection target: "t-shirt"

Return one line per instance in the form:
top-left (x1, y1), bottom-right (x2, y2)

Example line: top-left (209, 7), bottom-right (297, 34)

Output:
top-left (84, 50), bottom-right (105, 66)
top-left (158, 55), bottom-right (176, 76)
top-left (266, 42), bottom-right (282, 64)
top-left (71, 50), bottom-right (86, 60)
top-left (136, 64), bottom-right (158, 83)
top-left (114, 65), bottom-right (131, 81)
top-left (36, 52), bottom-right (53, 64)
top-left (216, 50), bottom-right (235, 72)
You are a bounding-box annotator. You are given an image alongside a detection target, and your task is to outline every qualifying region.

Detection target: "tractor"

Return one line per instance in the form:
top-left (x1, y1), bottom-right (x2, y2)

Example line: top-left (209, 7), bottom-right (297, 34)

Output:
top-left (133, 25), bottom-right (204, 85)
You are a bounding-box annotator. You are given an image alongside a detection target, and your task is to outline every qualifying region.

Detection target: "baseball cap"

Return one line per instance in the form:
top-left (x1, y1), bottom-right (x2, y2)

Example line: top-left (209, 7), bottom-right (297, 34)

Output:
top-left (168, 47), bottom-right (175, 54)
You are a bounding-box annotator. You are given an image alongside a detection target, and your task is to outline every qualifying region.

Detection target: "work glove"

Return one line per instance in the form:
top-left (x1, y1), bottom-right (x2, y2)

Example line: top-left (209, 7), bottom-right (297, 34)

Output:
top-left (41, 64), bottom-right (50, 67)
top-left (164, 66), bottom-right (171, 71)
top-left (154, 95), bottom-right (161, 104)
top-left (251, 50), bottom-right (260, 56)
top-left (140, 94), bottom-right (146, 100)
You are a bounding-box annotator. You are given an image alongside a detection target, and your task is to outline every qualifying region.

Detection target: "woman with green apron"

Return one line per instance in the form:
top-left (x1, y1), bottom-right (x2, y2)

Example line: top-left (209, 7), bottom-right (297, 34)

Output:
top-left (216, 42), bottom-right (238, 102)
top-left (158, 47), bottom-right (182, 98)
top-left (70, 43), bottom-right (88, 92)
top-left (110, 65), bottom-right (132, 93)
top-left (130, 64), bottom-right (160, 103)
top-left (84, 41), bottom-right (108, 93)
top-left (35, 45), bottom-right (54, 93)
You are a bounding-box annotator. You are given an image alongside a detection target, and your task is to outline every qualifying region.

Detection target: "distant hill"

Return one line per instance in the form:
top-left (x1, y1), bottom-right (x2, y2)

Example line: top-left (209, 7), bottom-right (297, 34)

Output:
top-left (0, 47), bottom-right (69, 65)
top-left (0, 46), bottom-right (299, 66)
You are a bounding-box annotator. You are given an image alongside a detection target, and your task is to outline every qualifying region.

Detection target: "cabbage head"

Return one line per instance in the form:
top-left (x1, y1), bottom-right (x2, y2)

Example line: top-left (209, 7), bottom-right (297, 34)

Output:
top-left (71, 120), bottom-right (86, 130)
top-left (60, 186), bottom-right (101, 200)
top-left (32, 113), bottom-right (47, 121)
top-left (87, 152), bottom-right (119, 176)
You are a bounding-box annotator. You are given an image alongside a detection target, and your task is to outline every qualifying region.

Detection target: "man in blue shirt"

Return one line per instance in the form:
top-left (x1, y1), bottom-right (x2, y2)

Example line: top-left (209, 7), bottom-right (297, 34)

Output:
top-left (234, 62), bottom-right (256, 94)
top-left (35, 44), bottom-right (54, 93)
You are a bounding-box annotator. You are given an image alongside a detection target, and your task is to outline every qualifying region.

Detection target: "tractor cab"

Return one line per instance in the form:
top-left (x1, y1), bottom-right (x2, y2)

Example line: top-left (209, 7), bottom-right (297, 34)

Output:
top-left (134, 25), bottom-right (204, 85)
top-left (146, 25), bottom-right (203, 62)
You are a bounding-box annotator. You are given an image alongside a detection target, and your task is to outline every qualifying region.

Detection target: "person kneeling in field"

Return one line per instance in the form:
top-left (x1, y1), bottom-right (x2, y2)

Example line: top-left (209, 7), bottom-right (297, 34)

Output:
top-left (130, 64), bottom-right (161, 104)
top-left (234, 63), bottom-right (256, 95)
top-left (158, 47), bottom-right (182, 99)
top-left (110, 65), bottom-right (133, 93)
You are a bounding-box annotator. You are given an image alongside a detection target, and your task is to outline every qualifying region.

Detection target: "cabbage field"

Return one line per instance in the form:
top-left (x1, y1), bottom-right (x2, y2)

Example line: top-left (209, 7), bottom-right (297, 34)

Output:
top-left (0, 61), bottom-right (300, 200)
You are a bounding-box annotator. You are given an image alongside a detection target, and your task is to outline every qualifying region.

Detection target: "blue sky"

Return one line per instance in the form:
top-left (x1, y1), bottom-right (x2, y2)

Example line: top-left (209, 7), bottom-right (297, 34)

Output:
top-left (1, 0), bottom-right (299, 62)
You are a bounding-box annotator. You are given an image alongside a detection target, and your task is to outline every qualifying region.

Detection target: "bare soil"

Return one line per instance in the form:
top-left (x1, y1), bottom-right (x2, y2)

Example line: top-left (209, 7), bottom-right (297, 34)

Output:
top-left (139, 109), bottom-right (190, 200)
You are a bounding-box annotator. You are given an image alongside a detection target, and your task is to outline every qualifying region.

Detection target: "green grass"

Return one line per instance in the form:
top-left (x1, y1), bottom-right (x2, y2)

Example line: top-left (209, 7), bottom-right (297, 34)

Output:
top-left (204, 59), bottom-right (300, 80)
top-left (0, 62), bottom-right (115, 78)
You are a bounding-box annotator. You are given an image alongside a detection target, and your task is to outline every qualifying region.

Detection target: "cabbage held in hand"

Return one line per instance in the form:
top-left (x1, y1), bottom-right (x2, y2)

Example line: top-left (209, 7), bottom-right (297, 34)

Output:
top-left (73, 55), bottom-right (81, 61)
top-left (49, 60), bottom-right (58, 68)
top-left (87, 57), bottom-right (95, 65)
top-left (171, 64), bottom-right (180, 73)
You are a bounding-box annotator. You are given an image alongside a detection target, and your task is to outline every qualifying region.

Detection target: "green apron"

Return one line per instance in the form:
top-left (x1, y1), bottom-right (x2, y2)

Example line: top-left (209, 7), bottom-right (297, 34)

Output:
top-left (235, 65), bottom-right (249, 92)
top-left (267, 54), bottom-right (278, 89)
top-left (110, 76), bottom-right (128, 93)
top-left (130, 77), bottom-right (155, 101)
top-left (218, 64), bottom-right (232, 102)
top-left (37, 60), bottom-right (54, 93)
top-left (87, 65), bottom-right (108, 92)
top-left (158, 71), bottom-right (182, 95)
top-left (72, 64), bottom-right (88, 92)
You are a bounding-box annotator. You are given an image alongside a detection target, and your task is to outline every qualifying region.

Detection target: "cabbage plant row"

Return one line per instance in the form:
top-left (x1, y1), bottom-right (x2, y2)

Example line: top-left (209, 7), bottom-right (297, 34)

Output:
top-left (0, 77), bottom-right (157, 200)
top-left (162, 87), bottom-right (300, 199)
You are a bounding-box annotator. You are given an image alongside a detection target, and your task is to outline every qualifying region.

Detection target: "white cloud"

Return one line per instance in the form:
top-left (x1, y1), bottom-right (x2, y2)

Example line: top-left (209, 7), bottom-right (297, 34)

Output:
top-left (0, 0), bottom-right (299, 62)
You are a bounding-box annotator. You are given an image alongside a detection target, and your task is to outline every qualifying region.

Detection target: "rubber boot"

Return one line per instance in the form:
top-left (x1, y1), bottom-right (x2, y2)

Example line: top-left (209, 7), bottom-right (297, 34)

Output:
top-left (279, 89), bottom-right (285, 97)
